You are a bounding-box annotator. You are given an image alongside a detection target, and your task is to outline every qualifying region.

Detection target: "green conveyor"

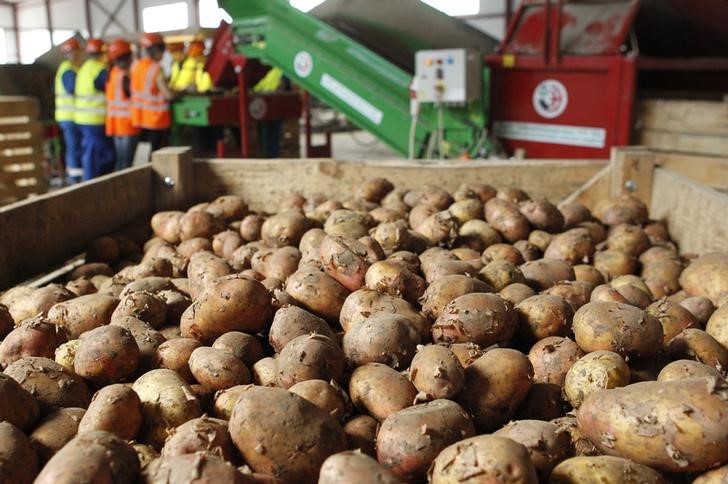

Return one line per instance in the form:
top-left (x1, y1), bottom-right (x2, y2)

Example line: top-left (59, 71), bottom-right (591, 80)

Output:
top-left (221, 0), bottom-right (498, 158)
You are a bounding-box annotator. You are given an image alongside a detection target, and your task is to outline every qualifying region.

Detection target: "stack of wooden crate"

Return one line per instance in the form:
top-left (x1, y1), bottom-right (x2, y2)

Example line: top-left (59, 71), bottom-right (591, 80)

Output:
top-left (0, 96), bottom-right (47, 205)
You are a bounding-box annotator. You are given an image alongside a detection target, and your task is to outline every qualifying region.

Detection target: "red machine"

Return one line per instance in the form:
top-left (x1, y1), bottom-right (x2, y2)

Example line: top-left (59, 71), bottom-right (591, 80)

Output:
top-left (487, 0), bottom-right (728, 158)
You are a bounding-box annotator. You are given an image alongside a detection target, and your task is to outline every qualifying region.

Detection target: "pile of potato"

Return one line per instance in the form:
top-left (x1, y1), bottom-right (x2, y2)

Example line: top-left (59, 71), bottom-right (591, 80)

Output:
top-left (2, 177), bottom-right (728, 484)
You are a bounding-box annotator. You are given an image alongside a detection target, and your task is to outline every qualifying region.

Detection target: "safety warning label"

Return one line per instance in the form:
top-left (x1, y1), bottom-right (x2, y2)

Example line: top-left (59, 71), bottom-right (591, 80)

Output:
top-left (493, 121), bottom-right (606, 148)
top-left (320, 73), bottom-right (384, 125)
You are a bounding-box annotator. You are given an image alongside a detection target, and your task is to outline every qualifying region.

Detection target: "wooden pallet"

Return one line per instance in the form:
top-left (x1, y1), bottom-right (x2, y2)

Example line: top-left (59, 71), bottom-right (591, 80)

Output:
top-left (0, 146), bottom-right (726, 290)
top-left (0, 96), bottom-right (47, 206)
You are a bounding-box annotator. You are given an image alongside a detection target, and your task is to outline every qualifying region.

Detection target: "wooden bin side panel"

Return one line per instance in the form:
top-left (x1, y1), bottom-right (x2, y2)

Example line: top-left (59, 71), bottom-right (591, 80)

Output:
top-left (650, 167), bottom-right (728, 255)
top-left (192, 158), bottom-right (606, 210)
top-left (0, 165), bottom-right (154, 290)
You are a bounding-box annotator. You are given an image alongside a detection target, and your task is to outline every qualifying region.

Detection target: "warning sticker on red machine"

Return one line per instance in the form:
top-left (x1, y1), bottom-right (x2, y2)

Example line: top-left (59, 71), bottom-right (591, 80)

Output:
top-left (493, 121), bottom-right (606, 148)
top-left (532, 80), bottom-right (568, 119)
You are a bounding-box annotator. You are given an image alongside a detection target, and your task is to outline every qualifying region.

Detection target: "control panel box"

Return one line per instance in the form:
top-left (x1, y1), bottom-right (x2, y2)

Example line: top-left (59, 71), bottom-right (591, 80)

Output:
top-left (413, 48), bottom-right (481, 104)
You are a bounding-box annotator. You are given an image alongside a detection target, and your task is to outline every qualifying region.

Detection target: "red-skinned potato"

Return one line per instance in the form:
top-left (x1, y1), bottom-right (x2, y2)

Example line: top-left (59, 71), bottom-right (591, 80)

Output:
top-left (319, 235), bottom-right (372, 291)
top-left (151, 211), bottom-right (184, 244)
top-left (0, 317), bottom-right (67, 368)
top-left (73, 325), bottom-right (140, 384)
top-left (528, 336), bottom-right (584, 386)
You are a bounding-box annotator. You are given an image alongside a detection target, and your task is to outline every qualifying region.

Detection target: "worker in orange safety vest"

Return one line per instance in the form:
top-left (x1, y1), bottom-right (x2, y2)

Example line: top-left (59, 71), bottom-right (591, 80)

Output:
top-left (106, 38), bottom-right (140, 171)
top-left (130, 32), bottom-right (175, 152)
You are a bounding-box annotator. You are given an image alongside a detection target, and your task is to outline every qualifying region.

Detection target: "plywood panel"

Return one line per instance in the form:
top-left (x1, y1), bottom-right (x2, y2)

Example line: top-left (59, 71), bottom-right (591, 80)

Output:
top-left (653, 152), bottom-right (728, 191)
top-left (193, 158), bottom-right (607, 211)
top-left (637, 130), bottom-right (728, 158)
top-left (650, 168), bottom-right (728, 255)
top-left (637, 99), bottom-right (728, 136)
top-left (0, 166), bottom-right (154, 290)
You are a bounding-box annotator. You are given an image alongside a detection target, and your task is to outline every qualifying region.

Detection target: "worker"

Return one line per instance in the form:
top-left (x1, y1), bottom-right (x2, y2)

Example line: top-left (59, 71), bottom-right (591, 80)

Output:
top-left (168, 42), bottom-right (186, 88)
top-left (55, 38), bottom-right (84, 184)
top-left (170, 40), bottom-right (212, 93)
top-left (106, 38), bottom-right (139, 171)
top-left (75, 38), bottom-right (115, 180)
top-left (253, 67), bottom-right (290, 158)
top-left (131, 33), bottom-right (175, 152)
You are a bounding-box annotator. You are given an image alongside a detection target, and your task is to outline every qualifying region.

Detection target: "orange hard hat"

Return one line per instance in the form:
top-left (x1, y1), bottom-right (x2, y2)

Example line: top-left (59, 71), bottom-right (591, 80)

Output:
top-left (108, 38), bottom-right (132, 61)
top-left (167, 42), bottom-right (184, 53)
top-left (61, 38), bottom-right (81, 53)
top-left (86, 38), bottom-right (105, 54)
top-left (141, 32), bottom-right (165, 49)
top-left (187, 40), bottom-right (205, 57)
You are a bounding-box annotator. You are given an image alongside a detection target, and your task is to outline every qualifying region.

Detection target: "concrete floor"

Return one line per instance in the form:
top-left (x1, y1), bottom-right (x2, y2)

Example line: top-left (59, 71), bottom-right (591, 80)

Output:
top-left (305, 130), bottom-right (403, 160)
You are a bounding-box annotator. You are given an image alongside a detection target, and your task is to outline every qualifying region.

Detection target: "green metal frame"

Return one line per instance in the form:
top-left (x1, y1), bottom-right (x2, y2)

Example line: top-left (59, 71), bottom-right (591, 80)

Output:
top-left (221, 0), bottom-right (490, 158)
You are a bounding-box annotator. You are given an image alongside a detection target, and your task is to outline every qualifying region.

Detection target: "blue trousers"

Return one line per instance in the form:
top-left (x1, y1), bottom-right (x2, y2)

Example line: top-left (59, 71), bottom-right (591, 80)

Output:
top-left (59, 121), bottom-right (82, 183)
top-left (113, 135), bottom-right (139, 171)
top-left (78, 124), bottom-right (115, 181)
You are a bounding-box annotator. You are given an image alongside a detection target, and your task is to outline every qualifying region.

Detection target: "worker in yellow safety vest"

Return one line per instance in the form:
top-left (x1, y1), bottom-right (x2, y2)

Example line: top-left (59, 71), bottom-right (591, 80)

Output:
top-left (168, 42), bottom-right (185, 88)
top-left (170, 40), bottom-right (212, 93)
top-left (75, 38), bottom-right (115, 180)
top-left (55, 38), bottom-right (84, 183)
top-left (253, 67), bottom-right (290, 157)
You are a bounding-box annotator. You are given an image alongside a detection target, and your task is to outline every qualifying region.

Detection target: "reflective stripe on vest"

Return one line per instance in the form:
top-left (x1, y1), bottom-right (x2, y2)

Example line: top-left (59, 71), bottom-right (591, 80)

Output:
top-left (130, 58), bottom-right (171, 130)
top-left (106, 66), bottom-right (139, 136)
top-left (74, 58), bottom-right (106, 125)
top-left (55, 60), bottom-right (76, 122)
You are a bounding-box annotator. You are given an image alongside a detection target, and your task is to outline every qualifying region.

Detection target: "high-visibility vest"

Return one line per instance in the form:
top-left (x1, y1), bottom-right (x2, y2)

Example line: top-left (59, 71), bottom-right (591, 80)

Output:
top-left (131, 58), bottom-right (171, 130)
top-left (195, 63), bottom-right (213, 93)
top-left (106, 66), bottom-right (140, 137)
top-left (54, 60), bottom-right (77, 123)
top-left (253, 67), bottom-right (283, 93)
top-left (74, 58), bottom-right (107, 125)
top-left (170, 57), bottom-right (212, 92)
top-left (170, 60), bottom-right (183, 88)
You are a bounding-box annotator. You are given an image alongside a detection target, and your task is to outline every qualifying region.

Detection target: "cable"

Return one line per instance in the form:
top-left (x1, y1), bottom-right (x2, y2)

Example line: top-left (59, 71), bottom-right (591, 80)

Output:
top-left (437, 102), bottom-right (445, 160)
top-left (408, 113), bottom-right (419, 160)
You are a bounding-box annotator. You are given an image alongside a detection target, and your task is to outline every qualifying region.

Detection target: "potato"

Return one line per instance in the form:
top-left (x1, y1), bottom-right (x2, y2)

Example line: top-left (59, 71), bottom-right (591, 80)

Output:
top-left (77, 384), bottom-right (142, 441)
top-left (132, 369), bottom-right (202, 449)
top-left (516, 294), bottom-right (574, 342)
top-left (486, 202), bottom-right (530, 243)
top-left (478, 259), bottom-right (525, 291)
top-left (343, 415), bottom-right (378, 456)
top-left (206, 194), bottom-right (248, 222)
top-left (371, 220), bottom-right (421, 254)
top-left (456, 219), bottom-right (502, 252)
top-left (0, 317), bottom-right (67, 368)
top-left (706, 304), bottom-right (728, 351)
top-left (528, 229), bottom-right (553, 252)
top-left (178, 210), bottom-right (225, 241)
top-left (589, 283), bottom-right (629, 304)
top-left (521, 258), bottom-right (575, 290)
top-left (573, 264), bottom-right (606, 286)
top-left (276, 334), bottom-right (345, 388)
top-left (577, 377), bottom-right (728, 472)
top-left (667, 328), bottom-right (728, 370)
top-left (0, 421), bottom-right (39, 484)
top-left (110, 316), bottom-right (165, 372)
top-left (364, 260), bottom-right (426, 305)
top-left (289, 379), bottom-right (351, 421)
top-left (183, 274), bottom-right (272, 343)
top-left (593, 249), bottom-right (637, 279)
top-left (161, 415), bottom-right (237, 462)
top-left (350, 363), bottom-right (418, 422)
top-left (315, 235), bottom-right (371, 292)
top-left (494, 419), bottom-right (571, 480)
top-left (252, 357), bottom-right (278, 387)
top-left (267, 307), bottom-right (333, 355)
top-left (409, 344), bottom-right (464, 401)
top-left (187, 251), bottom-right (233, 299)
top-left (594, 193), bottom-right (648, 226)
top-left (285, 269), bottom-right (349, 322)
top-left (519, 199), bottom-right (565, 233)
top-left (694, 464), bottom-right (728, 484)
top-left (448, 198), bottom-right (483, 224)
top-left (7, 284), bottom-right (76, 323)
top-left (46, 294), bottom-right (119, 339)
top-left (344, 313), bottom-right (419, 369)
top-left (324, 209), bottom-right (371, 239)
top-left (110, 290), bottom-right (167, 329)
top-left (550, 416), bottom-right (598, 457)
top-left (143, 242), bottom-right (187, 277)
top-left (74, 325), bottom-right (139, 384)
top-left (680, 296), bottom-right (715, 325)
top-left (211, 331), bottom-right (263, 367)
top-left (65, 278), bottom-right (97, 296)
top-left (0, 373), bottom-right (39, 431)
top-left (529, 336), bottom-right (584, 386)
top-left (544, 228), bottom-right (595, 265)
top-left (642, 258), bottom-right (683, 299)
top-left (432, 293), bottom-right (517, 347)
top-left (550, 456), bottom-right (665, 483)
top-left (319, 451), bottom-right (401, 484)
top-left (646, 299), bottom-right (700, 345)
top-left (448, 342), bottom-right (483, 368)
top-left (500, 282), bottom-right (537, 306)
top-left (189, 346), bottom-right (250, 391)
top-left (156, 337), bottom-right (201, 382)
top-left (428, 435), bottom-right (538, 484)
top-left (29, 407), bottom-right (85, 464)
top-left (144, 453), bottom-right (248, 483)
top-left (420, 275), bottom-right (493, 321)
top-left (238, 214), bottom-right (265, 242)
top-left (679, 253), bottom-right (728, 305)
top-left (559, 201), bottom-right (592, 227)
top-left (607, 223), bottom-right (650, 257)
top-left (210, 230), bottom-right (243, 260)
top-left (543, 280), bottom-right (594, 312)
top-left (578, 221), bottom-right (607, 244)
top-left (572, 301), bottom-right (663, 357)
top-left (563, 351), bottom-right (630, 408)
top-left (69, 262), bottom-right (114, 281)
top-left (515, 382), bottom-right (567, 421)
top-left (514, 240), bottom-right (542, 262)
top-left (54, 338), bottom-right (79, 373)
top-left (657, 359), bottom-right (723, 382)
top-left (377, 400), bottom-right (475, 481)
top-left (340, 288), bottom-right (430, 339)
top-left (151, 211), bottom-right (184, 243)
top-left (228, 385), bottom-right (347, 482)
top-left (4, 356), bottom-right (90, 414)
top-left (415, 210), bottom-right (458, 246)
top-left (177, 237), bottom-right (213, 260)
top-left (458, 348), bottom-right (533, 431)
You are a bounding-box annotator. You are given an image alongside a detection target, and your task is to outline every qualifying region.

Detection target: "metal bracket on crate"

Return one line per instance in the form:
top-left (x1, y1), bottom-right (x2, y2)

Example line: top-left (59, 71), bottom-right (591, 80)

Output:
top-left (163, 177), bottom-right (176, 188)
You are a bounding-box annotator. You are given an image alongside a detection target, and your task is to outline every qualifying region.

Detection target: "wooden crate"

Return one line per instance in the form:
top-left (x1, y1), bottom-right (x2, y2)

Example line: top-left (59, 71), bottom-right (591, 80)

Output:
top-left (0, 146), bottom-right (726, 290)
top-left (635, 99), bottom-right (728, 161)
top-left (0, 96), bottom-right (48, 206)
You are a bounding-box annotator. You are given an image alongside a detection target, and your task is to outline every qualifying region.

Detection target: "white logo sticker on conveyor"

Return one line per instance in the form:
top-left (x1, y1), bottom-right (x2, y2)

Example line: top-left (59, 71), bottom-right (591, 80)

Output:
top-left (493, 121), bottom-right (606, 148)
top-left (294, 51), bottom-right (314, 78)
top-left (533, 79), bottom-right (568, 119)
top-left (320, 73), bottom-right (383, 125)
